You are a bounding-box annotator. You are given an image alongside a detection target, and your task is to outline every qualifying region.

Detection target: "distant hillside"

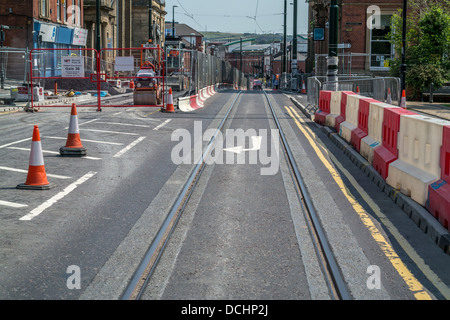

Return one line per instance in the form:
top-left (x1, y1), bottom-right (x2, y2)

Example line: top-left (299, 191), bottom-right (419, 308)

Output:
top-left (202, 31), bottom-right (293, 44)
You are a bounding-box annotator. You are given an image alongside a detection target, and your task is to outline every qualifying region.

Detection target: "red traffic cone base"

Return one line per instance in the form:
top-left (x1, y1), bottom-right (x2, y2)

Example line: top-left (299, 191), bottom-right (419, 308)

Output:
top-left (17, 125), bottom-right (56, 190)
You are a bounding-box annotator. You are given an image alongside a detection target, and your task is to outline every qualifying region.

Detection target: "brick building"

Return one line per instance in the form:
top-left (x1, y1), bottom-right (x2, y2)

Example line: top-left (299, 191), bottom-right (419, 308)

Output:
top-left (1, 0), bottom-right (86, 50)
top-left (306, 0), bottom-right (403, 76)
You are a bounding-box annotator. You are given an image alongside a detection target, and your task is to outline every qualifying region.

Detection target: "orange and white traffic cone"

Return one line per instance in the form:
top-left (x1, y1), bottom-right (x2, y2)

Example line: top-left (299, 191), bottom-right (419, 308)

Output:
top-left (164, 88), bottom-right (175, 113)
top-left (60, 103), bottom-right (87, 156)
top-left (17, 125), bottom-right (55, 190)
top-left (400, 90), bottom-right (407, 109)
top-left (386, 88), bottom-right (392, 104)
top-left (301, 80), bottom-right (306, 94)
top-left (356, 86), bottom-right (360, 94)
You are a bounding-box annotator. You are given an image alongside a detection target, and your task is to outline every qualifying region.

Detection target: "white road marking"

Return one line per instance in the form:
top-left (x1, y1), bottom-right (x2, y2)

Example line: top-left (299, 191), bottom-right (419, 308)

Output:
top-left (79, 128), bottom-right (139, 136)
top-left (95, 121), bottom-right (151, 128)
top-left (153, 119), bottom-right (172, 131)
top-left (0, 137), bottom-right (32, 149)
top-left (0, 166), bottom-right (71, 179)
top-left (0, 200), bottom-right (28, 208)
top-left (19, 171), bottom-right (97, 221)
top-left (7, 147), bottom-right (102, 160)
top-left (65, 118), bottom-right (99, 129)
top-left (79, 119), bottom-right (99, 126)
top-left (223, 136), bottom-right (262, 154)
top-left (44, 136), bottom-right (124, 146)
top-left (113, 136), bottom-right (146, 158)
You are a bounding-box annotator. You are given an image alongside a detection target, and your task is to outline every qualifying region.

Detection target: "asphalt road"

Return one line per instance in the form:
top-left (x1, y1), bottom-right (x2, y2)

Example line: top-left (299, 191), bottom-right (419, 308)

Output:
top-left (0, 90), bottom-right (449, 302)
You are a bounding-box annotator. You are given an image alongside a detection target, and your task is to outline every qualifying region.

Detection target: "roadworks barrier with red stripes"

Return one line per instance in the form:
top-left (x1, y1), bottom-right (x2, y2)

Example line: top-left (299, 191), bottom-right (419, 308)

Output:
top-left (177, 84), bottom-right (228, 112)
top-left (288, 90), bottom-right (450, 254)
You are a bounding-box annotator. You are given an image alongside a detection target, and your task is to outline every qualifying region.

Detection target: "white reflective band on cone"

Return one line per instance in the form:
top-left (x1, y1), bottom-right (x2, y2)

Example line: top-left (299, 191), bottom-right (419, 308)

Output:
top-left (29, 141), bottom-right (45, 166)
top-left (68, 115), bottom-right (80, 134)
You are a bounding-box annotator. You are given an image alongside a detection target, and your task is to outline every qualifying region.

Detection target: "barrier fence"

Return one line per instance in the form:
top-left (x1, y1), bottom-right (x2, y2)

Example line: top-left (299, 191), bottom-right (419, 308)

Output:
top-left (27, 46), bottom-right (246, 110)
top-left (307, 76), bottom-right (401, 111)
top-left (314, 90), bottom-right (450, 232)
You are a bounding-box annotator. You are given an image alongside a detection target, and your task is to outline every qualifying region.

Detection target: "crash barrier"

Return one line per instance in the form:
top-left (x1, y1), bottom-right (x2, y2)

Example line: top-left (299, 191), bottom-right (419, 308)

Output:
top-left (350, 97), bottom-right (378, 152)
top-left (360, 101), bottom-right (398, 164)
top-left (177, 85), bottom-right (218, 112)
top-left (373, 108), bottom-right (418, 180)
top-left (313, 90), bottom-right (332, 125)
top-left (324, 91), bottom-right (342, 128)
top-left (387, 115), bottom-right (450, 207)
top-left (338, 94), bottom-right (364, 144)
top-left (314, 89), bottom-right (450, 232)
top-left (427, 125), bottom-right (450, 230)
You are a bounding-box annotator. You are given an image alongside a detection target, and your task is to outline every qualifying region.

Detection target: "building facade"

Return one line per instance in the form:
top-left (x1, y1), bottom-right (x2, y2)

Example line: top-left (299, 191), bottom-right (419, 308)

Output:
top-left (306, 0), bottom-right (403, 76)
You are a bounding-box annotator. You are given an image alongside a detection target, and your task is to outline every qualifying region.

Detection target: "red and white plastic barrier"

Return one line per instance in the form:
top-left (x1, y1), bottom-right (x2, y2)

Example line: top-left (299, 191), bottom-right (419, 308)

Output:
top-left (177, 85), bottom-right (219, 112)
top-left (314, 89), bottom-right (450, 232)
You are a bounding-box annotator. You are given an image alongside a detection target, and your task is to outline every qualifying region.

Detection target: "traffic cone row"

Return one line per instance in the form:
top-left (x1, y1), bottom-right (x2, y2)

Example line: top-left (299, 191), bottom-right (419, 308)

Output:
top-left (17, 103), bottom-right (86, 190)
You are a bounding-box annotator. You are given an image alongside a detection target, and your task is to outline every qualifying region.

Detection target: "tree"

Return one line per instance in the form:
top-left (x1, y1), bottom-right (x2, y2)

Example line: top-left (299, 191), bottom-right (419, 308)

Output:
top-left (388, 5), bottom-right (450, 99)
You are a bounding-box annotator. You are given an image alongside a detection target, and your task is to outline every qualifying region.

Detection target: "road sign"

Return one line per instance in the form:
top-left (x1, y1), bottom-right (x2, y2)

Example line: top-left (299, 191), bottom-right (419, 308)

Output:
top-left (61, 56), bottom-right (84, 78)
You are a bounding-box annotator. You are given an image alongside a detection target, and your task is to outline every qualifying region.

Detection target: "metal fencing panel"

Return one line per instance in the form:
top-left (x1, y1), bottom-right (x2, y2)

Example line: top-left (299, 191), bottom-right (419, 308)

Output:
top-left (30, 48), bottom-right (100, 109)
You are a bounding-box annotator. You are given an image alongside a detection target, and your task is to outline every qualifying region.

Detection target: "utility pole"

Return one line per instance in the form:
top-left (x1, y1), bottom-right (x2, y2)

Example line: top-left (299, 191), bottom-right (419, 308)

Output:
top-left (172, 5), bottom-right (178, 37)
top-left (327, 0), bottom-right (339, 90)
top-left (0, 25), bottom-right (9, 89)
top-left (282, 0), bottom-right (287, 76)
top-left (240, 37), bottom-right (243, 71)
top-left (148, 0), bottom-right (153, 41)
top-left (292, 0), bottom-right (298, 76)
top-left (400, 0), bottom-right (407, 96)
top-left (96, 0), bottom-right (101, 53)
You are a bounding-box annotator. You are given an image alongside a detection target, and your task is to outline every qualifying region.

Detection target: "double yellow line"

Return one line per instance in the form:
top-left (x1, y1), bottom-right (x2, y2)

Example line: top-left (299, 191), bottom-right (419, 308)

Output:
top-left (284, 105), bottom-right (446, 300)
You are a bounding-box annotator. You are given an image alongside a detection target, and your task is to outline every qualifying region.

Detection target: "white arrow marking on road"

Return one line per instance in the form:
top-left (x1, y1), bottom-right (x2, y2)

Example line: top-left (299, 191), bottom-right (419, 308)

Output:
top-left (223, 136), bottom-right (262, 154)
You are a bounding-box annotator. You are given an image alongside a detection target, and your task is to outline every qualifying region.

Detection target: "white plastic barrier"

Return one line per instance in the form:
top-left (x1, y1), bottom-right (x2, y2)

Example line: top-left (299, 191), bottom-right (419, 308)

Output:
top-left (339, 94), bottom-right (363, 143)
top-left (360, 102), bottom-right (400, 164)
top-left (178, 96), bottom-right (194, 112)
top-left (325, 91), bottom-right (342, 128)
top-left (387, 115), bottom-right (450, 206)
top-left (178, 86), bottom-right (218, 112)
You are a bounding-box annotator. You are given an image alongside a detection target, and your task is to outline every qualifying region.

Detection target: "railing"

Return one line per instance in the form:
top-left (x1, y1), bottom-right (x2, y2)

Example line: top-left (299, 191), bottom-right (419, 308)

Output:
top-left (307, 76), bottom-right (401, 108)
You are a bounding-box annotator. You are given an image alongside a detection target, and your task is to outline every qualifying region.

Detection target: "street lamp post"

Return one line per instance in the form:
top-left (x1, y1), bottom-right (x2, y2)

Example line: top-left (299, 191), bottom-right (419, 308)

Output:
top-left (282, 0), bottom-right (287, 76)
top-left (400, 0), bottom-right (407, 97)
top-left (0, 25), bottom-right (9, 89)
top-left (327, 0), bottom-right (339, 91)
top-left (292, 0), bottom-right (298, 77)
top-left (240, 37), bottom-right (243, 72)
top-left (172, 5), bottom-right (178, 37)
top-left (96, 0), bottom-right (101, 53)
top-left (148, 0), bottom-right (153, 41)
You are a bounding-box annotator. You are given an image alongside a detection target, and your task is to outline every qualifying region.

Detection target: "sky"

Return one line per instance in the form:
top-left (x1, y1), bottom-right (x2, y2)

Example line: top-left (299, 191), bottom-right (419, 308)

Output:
top-left (164, 0), bottom-right (309, 35)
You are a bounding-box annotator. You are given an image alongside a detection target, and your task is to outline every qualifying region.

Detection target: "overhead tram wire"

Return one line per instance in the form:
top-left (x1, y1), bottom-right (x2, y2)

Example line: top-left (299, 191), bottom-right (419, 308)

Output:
top-left (175, 0), bottom-right (282, 34)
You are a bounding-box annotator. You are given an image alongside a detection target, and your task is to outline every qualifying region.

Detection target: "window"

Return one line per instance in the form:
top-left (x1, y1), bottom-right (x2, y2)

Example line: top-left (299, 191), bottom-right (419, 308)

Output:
top-left (57, 0), bottom-right (61, 21)
top-left (370, 15), bottom-right (394, 70)
top-left (72, 0), bottom-right (76, 25)
top-left (40, 0), bottom-right (49, 18)
top-left (63, 0), bottom-right (67, 23)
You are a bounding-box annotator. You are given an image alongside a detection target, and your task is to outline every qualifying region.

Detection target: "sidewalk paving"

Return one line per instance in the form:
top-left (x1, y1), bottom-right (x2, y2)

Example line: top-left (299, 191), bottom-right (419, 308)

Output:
top-left (405, 101), bottom-right (450, 121)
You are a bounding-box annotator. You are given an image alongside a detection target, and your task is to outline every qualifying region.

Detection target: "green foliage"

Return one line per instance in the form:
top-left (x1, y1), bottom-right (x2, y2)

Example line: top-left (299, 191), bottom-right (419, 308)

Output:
top-left (388, 4), bottom-right (450, 98)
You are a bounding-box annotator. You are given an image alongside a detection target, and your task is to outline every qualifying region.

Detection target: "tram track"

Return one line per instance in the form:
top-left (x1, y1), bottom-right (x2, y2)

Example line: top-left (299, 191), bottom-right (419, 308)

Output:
top-left (120, 90), bottom-right (351, 300)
